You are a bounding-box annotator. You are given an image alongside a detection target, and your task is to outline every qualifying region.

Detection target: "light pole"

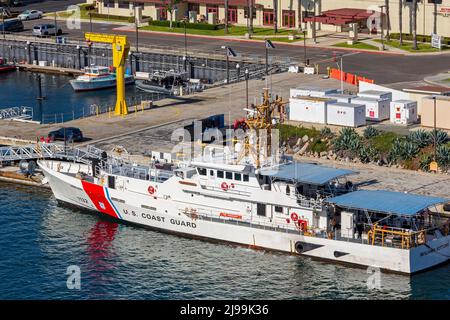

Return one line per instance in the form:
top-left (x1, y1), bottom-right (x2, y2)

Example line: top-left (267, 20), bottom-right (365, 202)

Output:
top-left (222, 46), bottom-right (236, 84)
top-left (265, 39), bottom-right (275, 76)
top-left (433, 96), bottom-right (437, 162)
top-left (379, 5), bottom-right (386, 51)
top-left (236, 63), bottom-right (240, 81)
top-left (89, 12), bottom-right (93, 33)
top-left (183, 19), bottom-right (187, 71)
top-left (303, 30), bottom-right (307, 65)
top-left (245, 68), bottom-right (249, 108)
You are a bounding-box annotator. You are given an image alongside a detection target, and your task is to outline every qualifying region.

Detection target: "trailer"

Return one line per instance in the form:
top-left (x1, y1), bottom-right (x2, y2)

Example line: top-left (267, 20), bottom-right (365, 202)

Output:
top-left (289, 96), bottom-right (337, 124)
top-left (358, 90), bottom-right (392, 101)
top-left (325, 93), bottom-right (357, 103)
top-left (351, 96), bottom-right (390, 121)
top-left (390, 100), bottom-right (418, 125)
top-left (327, 102), bottom-right (366, 127)
top-left (290, 86), bottom-right (338, 98)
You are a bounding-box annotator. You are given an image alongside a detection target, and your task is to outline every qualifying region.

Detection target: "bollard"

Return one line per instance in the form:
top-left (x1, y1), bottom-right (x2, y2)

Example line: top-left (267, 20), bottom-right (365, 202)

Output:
top-left (134, 105), bottom-right (137, 116)
top-left (327, 67), bottom-right (331, 77)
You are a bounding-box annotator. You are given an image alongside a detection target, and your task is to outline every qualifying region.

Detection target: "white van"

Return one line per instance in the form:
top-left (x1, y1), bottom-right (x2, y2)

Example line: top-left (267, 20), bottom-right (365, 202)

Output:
top-left (32, 24), bottom-right (62, 37)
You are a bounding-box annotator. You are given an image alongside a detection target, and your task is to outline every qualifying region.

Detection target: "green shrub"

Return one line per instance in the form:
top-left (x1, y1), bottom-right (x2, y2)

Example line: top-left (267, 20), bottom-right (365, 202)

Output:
top-left (363, 126), bottom-right (380, 140)
top-left (148, 20), bottom-right (225, 30)
top-left (389, 33), bottom-right (450, 46)
top-left (437, 145), bottom-right (450, 171)
top-left (408, 129), bottom-right (432, 148)
top-left (89, 12), bottom-right (135, 23)
top-left (333, 127), bottom-right (361, 153)
top-left (359, 144), bottom-right (378, 163)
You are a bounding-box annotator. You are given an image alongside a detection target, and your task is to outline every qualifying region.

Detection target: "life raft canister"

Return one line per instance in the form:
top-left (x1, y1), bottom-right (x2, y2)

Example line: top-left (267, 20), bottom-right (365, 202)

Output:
top-left (221, 182), bottom-right (229, 191)
top-left (290, 212), bottom-right (299, 221)
top-left (148, 185), bottom-right (155, 194)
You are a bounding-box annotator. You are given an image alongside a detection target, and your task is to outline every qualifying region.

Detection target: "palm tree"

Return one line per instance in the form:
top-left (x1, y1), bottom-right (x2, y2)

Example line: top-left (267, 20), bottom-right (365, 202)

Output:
top-left (248, 0), bottom-right (254, 35)
top-left (433, 0), bottom-right (437, 34)
top-left (273, 0), bottom-right (278, 33)
top-left (412, 0), bottom-right (418, 50)
top-left (399, 0), bottom-right (403, 45)
top-left (385, 0), bottom-right (390, 41)
top-left (224, 0), bottom-right (229, 34)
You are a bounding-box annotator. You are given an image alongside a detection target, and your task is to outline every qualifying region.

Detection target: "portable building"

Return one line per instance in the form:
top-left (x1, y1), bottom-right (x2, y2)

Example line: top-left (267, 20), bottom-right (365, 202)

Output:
top-left (289, 96), bottom-right (337, 124)
top-left (358, 90), bottom-right (392, 101)
top-left (351, 96), bottom-right (390, 121)
top-left (390, 100), bottom-right (418, 125)
top-left (290, 86), bottom-right (338, 99)
top-left (327, 102), bottom-right (366, 127)
top-left (325, 93), bottom-right (357, 103)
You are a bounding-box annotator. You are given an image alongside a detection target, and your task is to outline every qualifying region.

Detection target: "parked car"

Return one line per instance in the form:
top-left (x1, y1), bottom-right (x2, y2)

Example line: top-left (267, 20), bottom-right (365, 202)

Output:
top-left (32, 23), bottom-right (62, 37)
top-left (0, 18), bottom-right (24, 32)
top-left (18, 9), bottom-right (43, 20)
top-left (48, 127), bottom-right (84, 142)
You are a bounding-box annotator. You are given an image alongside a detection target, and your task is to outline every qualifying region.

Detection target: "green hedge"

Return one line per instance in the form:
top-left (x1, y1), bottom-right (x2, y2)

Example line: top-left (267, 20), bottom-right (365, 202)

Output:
top-left (148, 20), bottom-right (225, 30)
top-left (89, 12), bottom-right (135, 23)
top-left (389, 33), bottom-right (450, 45)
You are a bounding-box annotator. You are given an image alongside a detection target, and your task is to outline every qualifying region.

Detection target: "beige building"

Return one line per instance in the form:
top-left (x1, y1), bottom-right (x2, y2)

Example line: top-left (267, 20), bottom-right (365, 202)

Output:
top-left (421, 95), bottom-right (450, 130)
top-left (92, 0), bottom-right (450, 37)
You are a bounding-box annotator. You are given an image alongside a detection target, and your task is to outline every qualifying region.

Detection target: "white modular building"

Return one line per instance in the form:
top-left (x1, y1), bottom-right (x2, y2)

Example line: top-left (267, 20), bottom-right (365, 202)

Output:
top-left (327, 102), bottom-right (366, 127)
top-left (290, 87), bottom-right (338, 99)
top-left (325, 93), bottom-right (357, 103)
top-left (390, 100), bottom-right (418, 125)
top-left (289, 96), bottom-right (337, 124)
top-left (358, 90), bottom-right (393, 101)
top-left (351, 96), bottom-right (390, 121)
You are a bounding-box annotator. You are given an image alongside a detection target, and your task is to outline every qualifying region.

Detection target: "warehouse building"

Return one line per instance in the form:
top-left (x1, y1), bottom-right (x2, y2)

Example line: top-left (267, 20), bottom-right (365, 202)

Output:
top-left (90, 0), bottom-right (450, 37)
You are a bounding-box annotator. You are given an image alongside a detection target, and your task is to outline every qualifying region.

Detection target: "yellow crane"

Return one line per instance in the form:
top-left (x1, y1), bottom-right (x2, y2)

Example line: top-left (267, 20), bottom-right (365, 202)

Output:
top-left (85, 32), bottom-right (130, 115)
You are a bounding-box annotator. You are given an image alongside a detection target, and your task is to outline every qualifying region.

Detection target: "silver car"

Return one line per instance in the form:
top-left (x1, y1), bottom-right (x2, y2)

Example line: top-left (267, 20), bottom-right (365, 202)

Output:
top-left (32, 24), bottom-right (62, 37)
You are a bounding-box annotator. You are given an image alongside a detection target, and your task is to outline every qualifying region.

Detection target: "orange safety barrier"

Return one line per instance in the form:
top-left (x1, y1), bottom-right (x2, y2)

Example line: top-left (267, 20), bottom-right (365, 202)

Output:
top-left (330, 68), bottom-right (375, 86)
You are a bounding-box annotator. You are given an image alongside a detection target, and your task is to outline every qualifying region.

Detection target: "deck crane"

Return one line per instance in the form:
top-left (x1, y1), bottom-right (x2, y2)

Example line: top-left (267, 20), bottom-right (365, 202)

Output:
top-left (84, 33), bottom-right (130, 115)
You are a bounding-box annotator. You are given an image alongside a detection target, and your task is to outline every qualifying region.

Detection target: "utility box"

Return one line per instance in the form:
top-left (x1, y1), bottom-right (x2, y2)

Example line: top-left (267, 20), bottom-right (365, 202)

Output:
top-left (351, 97), bottom-right (390, 121)
top-left (340, 211), bottom-right (354, 239)
top-left (327, 102), bottom-right (366, 127)
top-left (358, 90), bottom-right (392, 101)
top-left (390, 100), bottom-right (418, 125)
top-left (289, 96), bottom-right (337, 124)
top-left (290, 86), bottom-right (337, 98)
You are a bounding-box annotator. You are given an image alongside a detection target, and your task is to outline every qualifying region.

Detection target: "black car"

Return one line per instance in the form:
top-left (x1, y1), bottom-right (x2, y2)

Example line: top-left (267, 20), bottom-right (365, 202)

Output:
top-left (0, 19), bottom-right (24, 32)
top-left (48, 127), bottom-right (83, 142)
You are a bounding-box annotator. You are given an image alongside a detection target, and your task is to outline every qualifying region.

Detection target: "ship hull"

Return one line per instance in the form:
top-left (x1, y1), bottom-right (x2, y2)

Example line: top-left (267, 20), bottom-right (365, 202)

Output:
top-left (70, 75), bottom-right (135, 91)
top-left (39, 160), bottom-right (450, 275)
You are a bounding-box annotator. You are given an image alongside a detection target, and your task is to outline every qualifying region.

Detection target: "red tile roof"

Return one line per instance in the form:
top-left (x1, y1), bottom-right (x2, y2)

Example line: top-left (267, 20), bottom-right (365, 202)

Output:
top-left (304, 8), bottom-right (381, 26)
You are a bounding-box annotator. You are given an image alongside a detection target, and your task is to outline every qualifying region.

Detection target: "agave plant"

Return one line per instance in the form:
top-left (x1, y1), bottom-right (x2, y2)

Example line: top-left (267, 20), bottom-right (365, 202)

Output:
top-left (408, 129), bottom-right (432, 148)
top-left (333, 128), bottom-right (361, 152)
top-left (430, 129), bottom-right (449, 146)
top-left (359, 144), bottom-right (378, 163)
top-left (401, 141), bottom-right (420, 160)
top-left (389, 138), bottom-right (420, 163)
top-left (418, 153), bottom-right (433, 172)
top-left (437, 145), bottom-right (450, 171)
top-left (363, 126), bottom-right (380, 140)
top-left (320, 127), bottom-right (334, 139)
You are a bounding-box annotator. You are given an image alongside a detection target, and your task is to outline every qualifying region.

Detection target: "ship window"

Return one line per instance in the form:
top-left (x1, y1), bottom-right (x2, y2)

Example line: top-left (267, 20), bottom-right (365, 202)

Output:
top-left (275, 206), bottom-right (283, 213)
top-left (243, 174), bottom-right (249, 182)
top-left (257, 203), bottom-right (266, 216)
top-left (217, 170), bottom-right (224, 178)
top-left (226, 172), bottom-right (233, 179)
top-left (234, 173), bottom-right (241, 181)
top-left (198, 168), bottom-right (207, 176)
top-left (209, 170), bottom-right (215, 176)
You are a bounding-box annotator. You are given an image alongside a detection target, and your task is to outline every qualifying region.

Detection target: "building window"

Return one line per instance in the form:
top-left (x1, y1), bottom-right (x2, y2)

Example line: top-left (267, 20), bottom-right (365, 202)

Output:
top-left (275, 206), bottom-right (283, 213)
top-left (244, 7), bottom-right (256, 19)
top-left (263, 9), bottom-right (274, 26)
top-left (118, 1), bottom-right (130, 9)
top-left (198, 168), bottom-right (207, 176)
top-left (226, 172), bottom-right (233, 179)
top-left (207, 5), bottom-right (218, 14)
top-left (156, 5), bottom-right (167, 20)
top-left (217, 170), bottom-right (224, 178)
top-left (104, 0), bottom-right (115, 8)
top-left (188, 3), bottom-right (200, 13)
top-left (282, 10), bottom-right (295, 28)
top-left (228, 6), bottom-right (238, 23)
top-left (234, 173), bottom-right (241, 181)
top-left (243, 174), bottom-right (249, 182)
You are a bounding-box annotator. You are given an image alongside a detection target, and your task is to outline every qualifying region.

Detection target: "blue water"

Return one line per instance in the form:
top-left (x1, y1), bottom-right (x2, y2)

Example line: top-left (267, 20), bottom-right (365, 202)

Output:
top-left (0, 181), bottom-right (449, 300)
top-left (0, 71), bottom-right (158, 123)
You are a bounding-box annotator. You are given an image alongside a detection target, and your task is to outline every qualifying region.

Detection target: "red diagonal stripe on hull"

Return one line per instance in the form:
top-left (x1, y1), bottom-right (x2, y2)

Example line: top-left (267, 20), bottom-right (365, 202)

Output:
top-left (81, 180), bottom-right (118, 219)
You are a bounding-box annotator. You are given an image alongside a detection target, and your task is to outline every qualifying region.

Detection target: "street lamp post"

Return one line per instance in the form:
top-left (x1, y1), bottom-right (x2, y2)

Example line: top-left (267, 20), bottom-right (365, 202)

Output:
top-left (245, 68), bottom-right (249, 108)
top-left (236, 63), bottom-right (240, 81)
top-left (264, 39), bottom-right (275, 76)
top-left (303, 30), bottom-right (307, 65)
top-left (184, 19), bottom-right (187, 71)
top-left (433, 96), bottom-right (437, 162)
top-left (379, 5), bottom-right (386, 51)
top-left (89, 12), bottom-right (93, 33)
top-left (222, 46), bottom-right (237, 84)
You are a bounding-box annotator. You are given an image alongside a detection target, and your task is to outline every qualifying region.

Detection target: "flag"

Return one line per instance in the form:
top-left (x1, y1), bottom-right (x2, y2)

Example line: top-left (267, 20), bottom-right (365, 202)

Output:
top-left (265, 39), bottom-right (275, 49)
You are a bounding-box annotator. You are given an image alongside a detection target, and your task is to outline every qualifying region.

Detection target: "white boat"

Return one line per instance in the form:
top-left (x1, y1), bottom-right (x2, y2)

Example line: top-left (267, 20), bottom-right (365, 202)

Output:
top-left (70, 66), bottom-right (135, 92)
top-left (38, 90), bottom-right (450, 274)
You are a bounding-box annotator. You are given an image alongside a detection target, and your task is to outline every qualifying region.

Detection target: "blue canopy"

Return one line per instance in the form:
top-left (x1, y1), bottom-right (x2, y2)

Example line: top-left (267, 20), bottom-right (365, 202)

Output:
top-left (259, 162), bottom-right (355, 185)
top-left (327, 190), bottom-right (448, 216)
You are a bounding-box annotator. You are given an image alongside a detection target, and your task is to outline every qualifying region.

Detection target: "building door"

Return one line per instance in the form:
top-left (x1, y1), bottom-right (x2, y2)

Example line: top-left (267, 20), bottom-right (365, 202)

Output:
top-left (156, 6), bottom-right (167, 20)
top-left (228, 6), bottom-right (237, 23)
top-left (282, 10), bottom-right (295, 28)
top-left (263, 9), bottom-right (274, 26)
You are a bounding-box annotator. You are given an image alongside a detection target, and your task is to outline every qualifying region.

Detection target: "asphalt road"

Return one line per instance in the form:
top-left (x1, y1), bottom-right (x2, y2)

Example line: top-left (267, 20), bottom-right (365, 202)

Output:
top-left (12, 0), bottom-right (83, 13)
top-left (14, 16), bottom-right (450, 85)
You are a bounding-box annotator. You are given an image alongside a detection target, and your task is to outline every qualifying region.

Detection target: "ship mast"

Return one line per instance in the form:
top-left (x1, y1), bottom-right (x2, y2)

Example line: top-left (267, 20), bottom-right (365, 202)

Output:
top-left (236, 88), bottom-right (286, 168)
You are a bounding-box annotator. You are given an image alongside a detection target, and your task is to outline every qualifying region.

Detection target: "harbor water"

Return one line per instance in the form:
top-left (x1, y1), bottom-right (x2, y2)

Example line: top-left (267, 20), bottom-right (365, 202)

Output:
top-left (0, 71), bottom-right (166, 123)
top-left (0, 181), bottom-right (449, 300)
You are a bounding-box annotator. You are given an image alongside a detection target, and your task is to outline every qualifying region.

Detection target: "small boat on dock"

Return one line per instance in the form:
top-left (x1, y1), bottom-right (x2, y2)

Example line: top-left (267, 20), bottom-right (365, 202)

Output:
top-left (0, 58), bottom-right (16, 73)
top-left (70, 65), bottom-right (135, 92)
top-left (136, 70), bottom-right (187, 95)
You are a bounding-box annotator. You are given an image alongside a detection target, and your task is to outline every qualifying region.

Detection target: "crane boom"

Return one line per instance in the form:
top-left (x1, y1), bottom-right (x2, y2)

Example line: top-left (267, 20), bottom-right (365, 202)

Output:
top-left (85, 33), bottom-right (130, 115)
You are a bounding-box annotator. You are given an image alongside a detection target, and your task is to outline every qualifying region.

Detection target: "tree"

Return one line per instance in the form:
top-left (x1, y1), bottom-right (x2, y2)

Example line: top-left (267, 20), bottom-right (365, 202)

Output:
top-left (248, 0), bottom-right (254, 35)
top-left (433, 0), bottom-right (437, 34)
top-left (385, 0), bottom-right (390, 41)
top-left (273, 0), bottom-right (278, 33)
top-left (412, 0), bottom-right (418, 50)
top-left (399, 0), bottom-right (403, 45)
top-left (225, 0), bottom-right (229, 34)
top-left (166, 0), bottom-right (180, 30)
